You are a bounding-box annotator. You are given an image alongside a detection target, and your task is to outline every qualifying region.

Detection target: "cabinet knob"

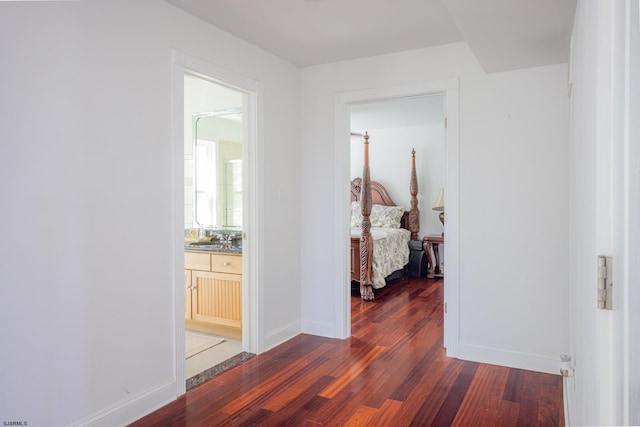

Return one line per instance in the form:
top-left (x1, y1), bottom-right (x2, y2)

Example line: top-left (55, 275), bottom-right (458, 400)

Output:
top-left (224, 262), bottom-right (230, 267)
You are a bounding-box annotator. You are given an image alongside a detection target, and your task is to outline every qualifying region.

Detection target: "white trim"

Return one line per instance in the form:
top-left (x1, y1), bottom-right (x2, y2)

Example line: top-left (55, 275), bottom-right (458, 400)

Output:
top-left (333, 100), bottom-right (351, 339)
top-left (171, 50), bottom-right (263, 395)
top-left (623, 0), bottom-right (640, 424)
top-left (170, 50), bottom-right (187, 397)
top-left (69, 380), bottom-right (176, 427)
top-left (264, 321), bottom-right (301, 351)
top-left (457, 341), bottom-right (561, 375)
top-left (442, 81), bottom-right (460, 357)
top-left (301, 319), bottom-right (340, 337)
top-left (333, 79), bottom-right (460, 351)
top-left (246, 78), bottom-right (266, 355)
top-left (563, 375), bottom-right (575, 427)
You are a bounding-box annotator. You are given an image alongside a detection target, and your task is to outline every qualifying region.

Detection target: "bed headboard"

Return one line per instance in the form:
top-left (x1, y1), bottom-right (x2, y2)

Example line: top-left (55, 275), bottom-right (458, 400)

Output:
top-left (350, 178), bottom-right (398, 205)
top-left (350, 177), bottom-right (412, 231)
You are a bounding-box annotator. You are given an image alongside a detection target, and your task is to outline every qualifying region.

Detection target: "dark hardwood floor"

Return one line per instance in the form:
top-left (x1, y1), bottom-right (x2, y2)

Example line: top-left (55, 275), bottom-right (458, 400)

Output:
top-left (131, 276), bottom-right (564, 426)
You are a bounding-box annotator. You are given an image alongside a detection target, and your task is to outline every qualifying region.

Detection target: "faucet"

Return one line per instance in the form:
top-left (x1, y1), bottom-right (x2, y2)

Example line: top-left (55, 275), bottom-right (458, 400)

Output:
top-left (215, 232), bottom-right (233, 244)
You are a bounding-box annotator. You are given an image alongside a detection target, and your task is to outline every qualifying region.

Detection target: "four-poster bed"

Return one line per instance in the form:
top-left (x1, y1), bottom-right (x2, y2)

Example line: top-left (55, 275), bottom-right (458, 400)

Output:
top-left (351, 132), bottom-right (420, 300)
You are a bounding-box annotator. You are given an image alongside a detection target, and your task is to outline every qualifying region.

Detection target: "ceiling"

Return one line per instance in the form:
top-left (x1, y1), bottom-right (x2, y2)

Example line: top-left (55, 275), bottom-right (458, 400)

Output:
top-left (164, 0), bottom-right (577, 72)
top-left (351, 95), bottom-right (445, 132)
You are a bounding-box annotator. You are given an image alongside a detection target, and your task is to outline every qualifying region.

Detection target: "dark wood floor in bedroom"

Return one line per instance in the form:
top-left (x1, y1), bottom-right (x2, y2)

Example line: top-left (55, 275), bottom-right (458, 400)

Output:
top-left (130, 276), bottom-right (564, 426)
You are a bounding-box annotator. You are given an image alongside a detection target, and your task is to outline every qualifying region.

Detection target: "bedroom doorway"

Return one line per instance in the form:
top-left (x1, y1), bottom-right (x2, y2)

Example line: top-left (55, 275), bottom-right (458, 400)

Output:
top-left (172, 50), bottom-right (261, 395)
top-left (334, 79), bottom-right (460, 355)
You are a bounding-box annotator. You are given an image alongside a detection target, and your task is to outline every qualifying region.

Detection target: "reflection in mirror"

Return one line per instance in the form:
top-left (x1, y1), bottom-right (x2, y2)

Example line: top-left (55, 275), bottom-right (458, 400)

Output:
top-left (224, 159), bottom-right (242, 226)
top-left (193, 111), bottom-right (242, 228)
top-left (184, 73), bottom-right (244, 235)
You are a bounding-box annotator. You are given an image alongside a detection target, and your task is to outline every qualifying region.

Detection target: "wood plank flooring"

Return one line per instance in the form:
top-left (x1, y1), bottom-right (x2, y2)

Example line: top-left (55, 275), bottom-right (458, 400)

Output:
top-left (130, 276), bottom-right (564, 426)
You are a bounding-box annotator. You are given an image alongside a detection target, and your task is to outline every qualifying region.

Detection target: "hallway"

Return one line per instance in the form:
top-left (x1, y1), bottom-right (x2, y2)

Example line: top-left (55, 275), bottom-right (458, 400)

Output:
top-left (131, 276), bottom-right (563, 425)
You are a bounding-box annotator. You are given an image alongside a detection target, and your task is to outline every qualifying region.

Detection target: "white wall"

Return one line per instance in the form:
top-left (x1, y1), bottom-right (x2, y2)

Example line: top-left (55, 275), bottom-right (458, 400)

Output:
top-left (458, 64), bottom-right (569, 369)
top-left (350, 124), bottom-right (446, 237)
top-left (0, 1), bottom-right (300, 425)
top-left (568, 1), bottom-right (640, 425)
top-left (300, 42), bottom-right (570, 374)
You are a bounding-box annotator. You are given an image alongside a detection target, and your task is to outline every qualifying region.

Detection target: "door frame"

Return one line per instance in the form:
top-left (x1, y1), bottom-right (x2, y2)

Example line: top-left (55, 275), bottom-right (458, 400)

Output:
top-left (333, 79), bottom-right (460, 354)
top-left (171, 50), bottom-right (263, 395)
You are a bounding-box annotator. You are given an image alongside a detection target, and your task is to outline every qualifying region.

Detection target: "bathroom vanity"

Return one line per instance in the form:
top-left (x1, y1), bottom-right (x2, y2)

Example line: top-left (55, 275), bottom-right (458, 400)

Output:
top-left (184, 247), bottom-right (242, 339)
top-left (183, 92), bottom-right (244, 338)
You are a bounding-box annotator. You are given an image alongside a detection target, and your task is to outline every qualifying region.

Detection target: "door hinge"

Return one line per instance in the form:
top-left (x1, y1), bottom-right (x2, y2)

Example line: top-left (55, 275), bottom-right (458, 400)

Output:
top-left (444, 302), bottom-right (447, 314)
top-left (444, 117), bottom-right (448, 129)
top-left (597, 256), bottom-right (613, 310)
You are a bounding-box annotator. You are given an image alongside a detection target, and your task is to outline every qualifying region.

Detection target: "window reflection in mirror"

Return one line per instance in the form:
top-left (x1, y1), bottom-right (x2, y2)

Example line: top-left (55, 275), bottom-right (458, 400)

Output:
top-left (194, 129), bottom-right (216, 227)
top-left (224, 159), bottom-right (242, 226)
top-left (184, 74), bottom-right (243, 232)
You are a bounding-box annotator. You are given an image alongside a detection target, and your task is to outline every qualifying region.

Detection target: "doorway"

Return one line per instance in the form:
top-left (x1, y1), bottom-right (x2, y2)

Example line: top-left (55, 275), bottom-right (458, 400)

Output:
top-left (183, 74), bottom-right (245, 384)
top-left (333, 80), bottom-right (459, 355)
top-left (172, 50), bottom-right (261, 396)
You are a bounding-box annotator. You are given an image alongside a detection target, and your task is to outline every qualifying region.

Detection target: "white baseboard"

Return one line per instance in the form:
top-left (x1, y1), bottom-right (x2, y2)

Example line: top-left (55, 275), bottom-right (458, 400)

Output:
top-left (457, 341), bottom-right (561, 375)
top-left (264, 320), bottom-right (301, 352)
top-left (68, 380), bottom-right (177, 427)
top-left (563, 375), bottom-right (574, 426)
top-left (301, 319), bottom-right (339, 338)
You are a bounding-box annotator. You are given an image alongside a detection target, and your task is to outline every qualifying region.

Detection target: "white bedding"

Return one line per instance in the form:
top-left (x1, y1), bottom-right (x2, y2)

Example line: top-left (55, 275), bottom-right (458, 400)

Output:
top-left (351, 227), bottom-right (410, 289)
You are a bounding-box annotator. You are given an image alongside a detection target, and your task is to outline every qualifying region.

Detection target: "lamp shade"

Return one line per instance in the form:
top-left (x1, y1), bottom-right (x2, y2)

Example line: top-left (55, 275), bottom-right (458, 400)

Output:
top-left (432, 188), bottom-right (444, 211)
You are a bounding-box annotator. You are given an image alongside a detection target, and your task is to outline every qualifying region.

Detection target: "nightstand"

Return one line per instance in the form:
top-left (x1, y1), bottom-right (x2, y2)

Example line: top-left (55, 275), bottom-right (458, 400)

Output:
top-left (422, 234), bottom-right (444, 278)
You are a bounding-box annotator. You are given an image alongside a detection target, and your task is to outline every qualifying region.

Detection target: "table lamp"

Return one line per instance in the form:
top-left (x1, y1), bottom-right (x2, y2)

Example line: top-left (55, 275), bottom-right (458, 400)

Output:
top-left (432, 188), bottom-right (444, 235)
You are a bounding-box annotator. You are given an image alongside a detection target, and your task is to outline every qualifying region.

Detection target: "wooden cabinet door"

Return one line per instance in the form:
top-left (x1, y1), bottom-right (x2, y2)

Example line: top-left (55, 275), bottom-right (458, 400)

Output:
top-left (192, 270), bottom-right (242, 329)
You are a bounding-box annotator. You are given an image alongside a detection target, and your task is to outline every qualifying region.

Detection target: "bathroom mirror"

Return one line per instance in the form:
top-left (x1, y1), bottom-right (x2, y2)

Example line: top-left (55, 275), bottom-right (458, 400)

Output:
top-left (184, 73), bottom-right (244, 231)
top-left (192, 112), bottom-right (242, 228)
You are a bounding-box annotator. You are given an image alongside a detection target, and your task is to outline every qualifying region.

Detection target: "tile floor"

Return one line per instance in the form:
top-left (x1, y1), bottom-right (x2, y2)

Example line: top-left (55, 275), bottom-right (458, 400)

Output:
top-left (185, 331), bottom-right (242, 379)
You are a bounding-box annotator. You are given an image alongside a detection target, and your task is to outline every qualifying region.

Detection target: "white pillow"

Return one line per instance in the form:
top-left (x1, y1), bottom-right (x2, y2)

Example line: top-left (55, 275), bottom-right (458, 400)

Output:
top-left (371, 204), bottom-right (405, 228)
top-left (350, 201), bottom-right (362, 228)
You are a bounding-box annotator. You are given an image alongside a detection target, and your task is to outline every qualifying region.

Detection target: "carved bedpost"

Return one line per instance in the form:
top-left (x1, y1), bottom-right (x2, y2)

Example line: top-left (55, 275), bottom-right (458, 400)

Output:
top-left (360, 132), bottom-right (374, 301)
top-left (408, 148), bottom-right (419, 240)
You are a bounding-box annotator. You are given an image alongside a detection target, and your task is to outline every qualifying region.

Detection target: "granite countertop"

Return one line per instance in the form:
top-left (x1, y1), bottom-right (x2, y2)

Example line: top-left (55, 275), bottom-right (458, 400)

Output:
top-left (184, 228), bottom-right (242, 254)
top-left (184, 243), bottom-right (242, 254)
